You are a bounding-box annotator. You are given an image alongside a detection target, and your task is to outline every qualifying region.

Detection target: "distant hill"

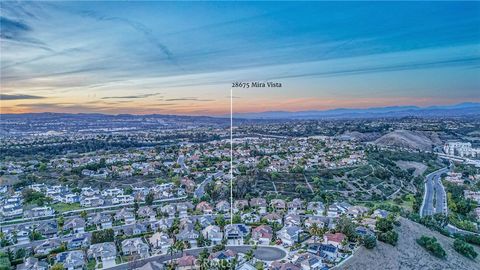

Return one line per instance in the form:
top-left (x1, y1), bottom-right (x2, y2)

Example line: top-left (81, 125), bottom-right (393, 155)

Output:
top-left (374, 130), bottom-right (441, 151)
top-left (339, 217), bottom-right (480, 270)
top-left (232, 102), bottom-right (480, 119)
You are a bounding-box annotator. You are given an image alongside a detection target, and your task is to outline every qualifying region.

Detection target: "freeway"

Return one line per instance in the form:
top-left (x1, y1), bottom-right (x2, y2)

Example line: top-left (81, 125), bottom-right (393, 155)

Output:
top-left (420, 167), bottom-right (449, 218)
top-left (105, 245), bottom-right (287, 270)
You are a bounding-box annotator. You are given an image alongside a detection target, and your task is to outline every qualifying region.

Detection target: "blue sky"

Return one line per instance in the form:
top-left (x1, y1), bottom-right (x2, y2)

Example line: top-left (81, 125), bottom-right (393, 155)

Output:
top-left (1, 1), bottom-right (479, 115)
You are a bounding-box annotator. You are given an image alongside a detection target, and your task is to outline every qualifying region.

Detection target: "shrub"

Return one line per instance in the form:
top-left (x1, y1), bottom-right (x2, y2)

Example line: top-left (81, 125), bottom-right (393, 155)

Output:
top-left (453, 239), bottom-right (478, 259)
top-left (363, 235), bottom-right (377, 249)
top-left (462, 234), bottom-right (480, 246)
top-left (416, 236), bottom-right (446, 258)
top-left (378, 230), bottom-right (398, 246)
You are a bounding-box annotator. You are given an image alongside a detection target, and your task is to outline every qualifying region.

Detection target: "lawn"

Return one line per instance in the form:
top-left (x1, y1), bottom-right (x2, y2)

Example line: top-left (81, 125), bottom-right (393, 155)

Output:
top-left (51, 203), bottom-right (82, 213)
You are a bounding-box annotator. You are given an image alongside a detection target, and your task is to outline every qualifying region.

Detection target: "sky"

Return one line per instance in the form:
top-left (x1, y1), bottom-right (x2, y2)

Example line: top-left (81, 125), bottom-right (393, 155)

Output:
top-left (1, 1), bottom-right (479, 115)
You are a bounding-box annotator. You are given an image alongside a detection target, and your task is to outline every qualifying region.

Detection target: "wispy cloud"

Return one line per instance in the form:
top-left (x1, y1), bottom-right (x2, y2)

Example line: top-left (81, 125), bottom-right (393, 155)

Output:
top-left (101, 92), bottom-right (162, 99)
top-left (165, 97), bottom-right (214, 102)
top-left (1, 94), bottom-right (46, 100)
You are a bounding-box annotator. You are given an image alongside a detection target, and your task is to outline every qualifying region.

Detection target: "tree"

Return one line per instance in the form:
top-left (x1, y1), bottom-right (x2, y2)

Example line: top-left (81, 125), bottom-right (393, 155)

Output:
top-left (245, 248), bottom-right (254, 262)
top-left (145, 192), bottom-right (155, 205)
top-left (91, 229), bottom-right (114, 244)
top-left (378, 230), bottom-right (398, 246)
top-left (29, 229), bottom-right (43, 241)
top-left (51, 264), bottom-right (64, 270)
top-left (376, 218), bottom-right (394, 233)
top-left (453, 239), bottom-right (478, 259)
top-left (174, 241), bottom-right (185, 256)
top-left (309, 223), bottom-right (323, 243)
top-left (215, 215), bottom-right (226, 228)
top-left (80, 210), bottom-right (88, 219)
top-left (232, 214), bottom-right (242, 224)
top-left (336, 216), bottom-right (356, 239)
top-left (0, 252), bottom-right (10, 270)
top-left (416, 235), bottom-right (446, 258)
top-left (198, 248), bottom-right (211, 270)
top-left (362, 235), bottom-right (377, 249)
top-left (14, 248), bottom-right (25, 260)
top-left (57, 216), bottom-right (65, 228)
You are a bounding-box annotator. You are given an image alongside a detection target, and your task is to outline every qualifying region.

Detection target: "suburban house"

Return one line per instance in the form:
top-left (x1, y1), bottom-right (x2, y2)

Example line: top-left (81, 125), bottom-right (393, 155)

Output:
top-left (249, 198), bottom-right (267, 214)
top-left (88, 242), bottom-right (117, 268)
top-left (67, 234), bottom-right (90, 250)
top-left (64, 217), bottom-right (86, 234)
top-left (176, 228), bottom-right (200, 247)
top-left (196, 201), bottom-right (213, 214)
top-left (34, 239), bottom-right (62, 255)
top-left (224, 224), bottom-right (250, 245)
top-left (175, 255), bottom-right (198, 270)
top-left (91, 213), bottom-right (113, 229)
top-left (36, 221), bottom-right (58, 238)
top-left (287, 199), bottom-right (305, 213)
top-left (263, 213), bottom-right (282, 224)
top-left (270, 199), bottom-right (286, 211)
top-left (294, 252), bottom-right (324, 270)
top-left (16, 257), bottom-right (49, 270)
top-left (137, 206), bottom-right (157, 221)
top-left (209, 249), bottom-right (237, 263)
top-left (323, 232), bottom-right (346, 249)
top-left (114, 209), bottom-right (136, 225)
top-left (55, 250), bottom-right (85, 270)
top-left (278, 225), bottom-right (302, 246)
top-left (284, 214), bottom-right (301, 227)
top-left (233, 200), bottom-right (249, 213)
top-left (251, 225), bottom-right (273, 245)
top-left (215, 200), bottom-right (230, 213)
top-left (121, 238), bottom-right (149, 258)
top-left (202, 225), bottom-right (223, 245)
top-left (149, 232), bottom-right (173, 253)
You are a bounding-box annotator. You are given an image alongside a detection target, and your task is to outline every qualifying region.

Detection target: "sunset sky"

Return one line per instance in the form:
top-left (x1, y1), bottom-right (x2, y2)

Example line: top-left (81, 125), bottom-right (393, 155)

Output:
top-left (1, 1), bottom-right (479, 115)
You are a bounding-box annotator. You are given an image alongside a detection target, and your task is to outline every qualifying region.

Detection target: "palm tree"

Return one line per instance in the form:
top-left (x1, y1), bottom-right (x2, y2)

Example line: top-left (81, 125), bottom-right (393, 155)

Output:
top-left (167, 245), bottom-right (176, 265)
top-left (309, 223), bottom-right (323, 243)
top-left (174, 241), bottom-right (185, 256)
top-left (244, 249), bottom-right (254, 263)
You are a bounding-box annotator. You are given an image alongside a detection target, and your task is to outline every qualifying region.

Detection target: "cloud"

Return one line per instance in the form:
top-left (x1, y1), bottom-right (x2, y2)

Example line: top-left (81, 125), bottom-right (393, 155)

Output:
top-left (0, 94), bottom-right (46, 100)
top-left (0, 16), bottom-right (31, 39)
top-left (165, 97), bottom-right (214, 102)
top-left (76, 10), bottom-right (176, 62)
top-left (0, 16), bottom-right (50, 49)
top-left (101, 92), bottom-right (162, 99)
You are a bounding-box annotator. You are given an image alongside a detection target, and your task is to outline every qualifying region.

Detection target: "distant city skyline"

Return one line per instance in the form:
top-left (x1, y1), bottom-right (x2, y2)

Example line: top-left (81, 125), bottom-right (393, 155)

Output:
top-left (1, 1), bottom-right (479, 115)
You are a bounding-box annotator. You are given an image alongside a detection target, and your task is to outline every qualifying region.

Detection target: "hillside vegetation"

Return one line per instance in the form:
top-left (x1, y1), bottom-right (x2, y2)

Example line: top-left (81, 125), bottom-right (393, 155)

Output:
top-left (339, 217), bottom-right (480, 270)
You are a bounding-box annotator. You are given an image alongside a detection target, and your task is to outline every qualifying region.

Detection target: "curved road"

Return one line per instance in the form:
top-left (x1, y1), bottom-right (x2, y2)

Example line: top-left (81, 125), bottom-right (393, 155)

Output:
top-left (420, 167), bottom-right (448, 217)
top-left (106, 245), bottom-right (287, 270)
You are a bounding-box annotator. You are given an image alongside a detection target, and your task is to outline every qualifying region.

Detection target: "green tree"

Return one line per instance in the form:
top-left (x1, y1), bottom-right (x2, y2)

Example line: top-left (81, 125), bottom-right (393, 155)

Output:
top-left (51, 264), bottom-right (64, 270)
top-left (309, 223), bottom-right (323, 243)
top-left (363, 235), bottom-right (377, 249)
top-left (453, 239), bottom-right (478, 259)
top-left (145, 192), bottom-right (155, 205)
top-left (416, 236), bottom-right (446, 258)
top-left (336, 216), bottom-right (356, 239)
top-left (232, 214), bottom-right (242, 224)
top-left (215, 215), bottom-right (226, 228)
top-left (91, 229), bottom-right (114, 244)
top-left (376, 218), bottom-right (394, 233)
top-left (378, 230), bottom-right (398, 246)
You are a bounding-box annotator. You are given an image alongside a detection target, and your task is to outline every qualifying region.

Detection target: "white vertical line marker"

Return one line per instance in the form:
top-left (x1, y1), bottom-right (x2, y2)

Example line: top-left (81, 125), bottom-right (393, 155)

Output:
top-left (230, 87), bottom-right (233, 225)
